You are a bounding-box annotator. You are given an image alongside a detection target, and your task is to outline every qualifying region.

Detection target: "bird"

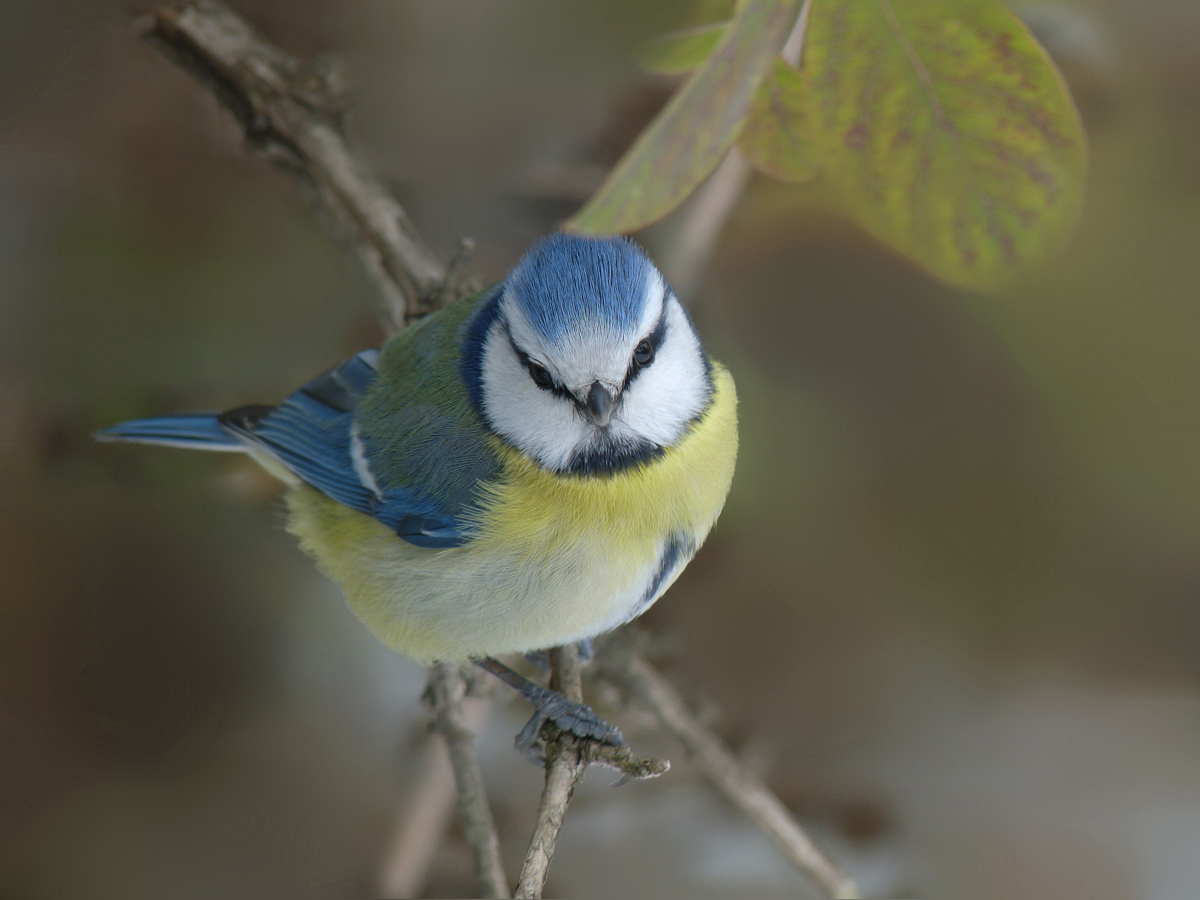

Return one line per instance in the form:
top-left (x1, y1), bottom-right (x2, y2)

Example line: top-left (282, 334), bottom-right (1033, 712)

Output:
top-left (97, 233), bottom-right (738, 753)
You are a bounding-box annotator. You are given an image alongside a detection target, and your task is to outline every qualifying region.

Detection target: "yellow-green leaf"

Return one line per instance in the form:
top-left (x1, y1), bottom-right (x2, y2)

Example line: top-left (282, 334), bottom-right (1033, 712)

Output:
top-left (737, 57), bottom-right (820, 183)
top-left (805, 0), bottom-right (1088, 290)
top-left (568, 0), bottom-right (803, 235)
top-left (638, 22), bottom-right (729, 75)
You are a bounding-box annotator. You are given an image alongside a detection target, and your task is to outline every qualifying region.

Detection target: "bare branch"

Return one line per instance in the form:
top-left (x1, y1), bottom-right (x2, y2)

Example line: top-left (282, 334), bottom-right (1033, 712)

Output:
top-left (782, 0), bottom-right (813, 66)
top-left (140, 5), bottom-right (507, 893)
top-left (138, 0), bottom-right (446, 329)
top-left (596, 648), bottom-right (860, 900)
top-left (630, 15), bottom-right (859, 893)
top-left (514, 743), bottom-right (586, 899)
top-left (577, 733), bottom-right (670, 780)
top-left (512, 647), bottom-right (668, 900)
top-left (512, 646), bottom-right (581, 899)
top-left (425, 663), bottom-right (511, 899)
top-left (377, 729), bottom-right (458, 898)
top-left (660, 149), bottom-right (753, 298)
top-left (140, 6), bottom-right (848, 899)
top-left (378, 682), bottom-right (499, 898)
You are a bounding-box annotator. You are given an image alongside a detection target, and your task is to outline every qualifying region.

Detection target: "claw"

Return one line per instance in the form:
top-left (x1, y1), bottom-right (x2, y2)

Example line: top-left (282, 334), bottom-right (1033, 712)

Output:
top-left (473, 655), bottom-right (624, 764)
top-left (514, 693), bottom-right (625, 762)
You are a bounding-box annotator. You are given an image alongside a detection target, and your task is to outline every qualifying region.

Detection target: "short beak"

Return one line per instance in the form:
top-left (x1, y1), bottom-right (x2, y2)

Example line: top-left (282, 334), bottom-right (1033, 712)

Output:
top-left (584, 382), bottom-right (616, 428)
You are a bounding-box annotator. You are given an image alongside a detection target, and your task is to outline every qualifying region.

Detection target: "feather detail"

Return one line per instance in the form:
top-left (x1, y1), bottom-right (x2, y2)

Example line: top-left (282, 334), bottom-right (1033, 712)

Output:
top-left (284, 363), bottom-right (738, 662)
top-left (94, 414), bottom-right (244, 451)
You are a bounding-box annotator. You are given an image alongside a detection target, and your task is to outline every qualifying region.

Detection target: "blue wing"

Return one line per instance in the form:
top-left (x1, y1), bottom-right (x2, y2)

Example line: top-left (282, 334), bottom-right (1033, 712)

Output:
top-left (100, 291), bottom-right (503, 549)
top-left (101, 348), bottom-right (477, 548)
top-left (97, 413), bottom-right (245, 451)
top-left (220, 349), bottom-right (474, 548)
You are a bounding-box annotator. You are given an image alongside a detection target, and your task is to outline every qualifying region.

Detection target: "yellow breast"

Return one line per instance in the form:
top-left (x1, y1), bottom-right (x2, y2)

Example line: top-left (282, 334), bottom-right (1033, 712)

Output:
top-left (471, 363), bottom-right (738, 560)
top-left (287, 363), bottom-right (738, 662)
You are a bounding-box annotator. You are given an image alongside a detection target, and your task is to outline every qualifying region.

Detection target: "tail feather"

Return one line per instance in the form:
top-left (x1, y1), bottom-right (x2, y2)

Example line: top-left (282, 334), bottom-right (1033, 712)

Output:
top-left (95, 414), bottom-right (246, 452)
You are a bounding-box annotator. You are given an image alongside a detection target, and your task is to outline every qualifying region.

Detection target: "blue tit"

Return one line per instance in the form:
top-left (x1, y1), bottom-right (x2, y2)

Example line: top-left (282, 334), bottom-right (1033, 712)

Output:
top-left (99, 233), bottom-right (738, 746)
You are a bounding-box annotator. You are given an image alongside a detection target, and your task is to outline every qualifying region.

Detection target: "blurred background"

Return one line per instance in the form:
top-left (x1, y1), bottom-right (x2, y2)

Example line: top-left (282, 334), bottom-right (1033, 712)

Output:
top-left (1, 0), bottom-right (1198, 897)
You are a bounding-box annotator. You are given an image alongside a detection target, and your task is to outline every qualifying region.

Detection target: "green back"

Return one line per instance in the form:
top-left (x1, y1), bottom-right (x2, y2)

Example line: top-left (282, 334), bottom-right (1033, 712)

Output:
top-left (356, 288), bottom-right (502, 523)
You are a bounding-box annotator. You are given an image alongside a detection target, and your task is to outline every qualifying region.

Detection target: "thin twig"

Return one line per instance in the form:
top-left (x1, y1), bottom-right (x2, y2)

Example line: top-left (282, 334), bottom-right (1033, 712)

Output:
top-left (138, 0), bottom-right (446, 329)
top-left (378, 689), bottom-right (497, 898)
top-left (141, 4), bottom-right (850, 898)
top-left (513, 645), bottom-right (586, 900)
top-left (433, 236), bottom-right (482, 309)
top-left (661, 149), bottom-right (753, 298)
top-left (782, 0), bottom-right (813, 66)
top-left (596, 647), bottom-right (860, 900)
top-left (640, 10), bottom-right (854, 893)
top-left (635, 11), bottom-right (857, 893)
top-left (425, 663), bottom-right (511, 899)
top-left (139, 5), bottom-right (506, 893)
top-left (377, 728), bottom-right (459, 898)
top-left (511, 649), bottom-right (667, 900)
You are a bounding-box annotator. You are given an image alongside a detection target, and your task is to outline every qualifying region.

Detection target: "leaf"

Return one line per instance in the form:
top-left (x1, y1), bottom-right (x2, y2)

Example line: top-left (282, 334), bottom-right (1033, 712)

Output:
top-left (804, 0), bottom-right (1088, 290)
top-left (737, 58), bottom-right (820, 183)
top-left (567, 0), bottom-right (804, 236)
top-left (638, 22), bottom-right (730, 75)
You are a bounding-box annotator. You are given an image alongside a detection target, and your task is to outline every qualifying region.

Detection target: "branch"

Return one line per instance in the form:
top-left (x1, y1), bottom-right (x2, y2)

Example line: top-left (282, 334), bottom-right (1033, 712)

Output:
top-left (141, 4), bottom-right (850, 898)
top-left (513, 645), bottom-right (586, 899)
top-left (138, 5), bottom-right (504, 894)
top-left (379, 672), bottom-right (501, 897)
top-left (596, 646), bottom-right (860, 899)
top-left (138, 0), bottom-right (447, 329)
top-left (512, 648), bottom-right (666, 899)
top-left (424, 663), bottom-right (510, 899)
top-left (377, 724), bottom-right (460, 898)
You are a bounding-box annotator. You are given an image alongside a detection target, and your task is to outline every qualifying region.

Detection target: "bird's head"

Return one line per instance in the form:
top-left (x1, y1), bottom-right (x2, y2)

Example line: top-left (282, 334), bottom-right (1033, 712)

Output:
top-left (470, 233), bottom-right (712, 474)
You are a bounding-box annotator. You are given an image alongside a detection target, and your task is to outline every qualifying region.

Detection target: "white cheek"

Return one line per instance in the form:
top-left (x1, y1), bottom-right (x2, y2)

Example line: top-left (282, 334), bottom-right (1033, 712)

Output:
top-left (615, 299), bottom-right (709, 446)
top-left (479, 292), bottom-right (709, 471)
top-left (480, 324), bottom-right (588, 471)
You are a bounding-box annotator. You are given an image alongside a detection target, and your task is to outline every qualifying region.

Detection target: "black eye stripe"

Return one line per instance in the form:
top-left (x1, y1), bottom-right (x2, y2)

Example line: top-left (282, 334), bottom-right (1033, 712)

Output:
top-left (622, 300), bottom-right (669, 392)
top-left (502, 299), bottom-right (670, 403)
top-left (506, 323), bottom-right (574, 400)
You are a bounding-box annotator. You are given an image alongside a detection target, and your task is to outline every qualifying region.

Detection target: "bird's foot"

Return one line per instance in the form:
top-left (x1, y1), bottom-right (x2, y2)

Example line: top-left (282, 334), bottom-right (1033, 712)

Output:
top-left (473, 654), bottom-right (623, 764)
top-left (514, 685), bottom-right (625, 762)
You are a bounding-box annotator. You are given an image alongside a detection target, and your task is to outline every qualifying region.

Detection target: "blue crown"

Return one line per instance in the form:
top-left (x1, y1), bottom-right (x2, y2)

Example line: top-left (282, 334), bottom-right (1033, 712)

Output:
top-left (506, 234), bottom-right (656, 343)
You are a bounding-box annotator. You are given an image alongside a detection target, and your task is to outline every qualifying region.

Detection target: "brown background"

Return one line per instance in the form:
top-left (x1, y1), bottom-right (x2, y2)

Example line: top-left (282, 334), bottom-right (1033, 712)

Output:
top-left (1, 1), bottom-right (1199, 897)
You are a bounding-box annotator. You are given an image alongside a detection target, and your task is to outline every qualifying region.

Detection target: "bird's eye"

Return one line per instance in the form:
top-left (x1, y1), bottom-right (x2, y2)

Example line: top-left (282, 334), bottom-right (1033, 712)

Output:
top-left (633, 339), bottom-right (654, 367)
top-left (528, 362), bottom-right (554, 390)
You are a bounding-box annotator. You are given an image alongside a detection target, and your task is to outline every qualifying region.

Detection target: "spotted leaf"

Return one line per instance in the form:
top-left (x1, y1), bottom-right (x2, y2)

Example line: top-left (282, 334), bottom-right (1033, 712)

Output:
top-left (805, 0), bottom-right (1087, 289)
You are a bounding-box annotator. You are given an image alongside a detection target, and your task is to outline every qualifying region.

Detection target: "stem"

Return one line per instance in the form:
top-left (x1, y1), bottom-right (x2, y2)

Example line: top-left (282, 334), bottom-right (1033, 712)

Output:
top-left (598, 651), bottom-right (860, 899)
top-left (140, 4), bottom-right (848, 897)
top-left (513, 646), bottom-right (588, 899)
top-left (139, 0), bottom-right (446, 330)
top-left (661, 0), bottom-right (810, 298)
top-left (426, 663), bottom-right (511, 899)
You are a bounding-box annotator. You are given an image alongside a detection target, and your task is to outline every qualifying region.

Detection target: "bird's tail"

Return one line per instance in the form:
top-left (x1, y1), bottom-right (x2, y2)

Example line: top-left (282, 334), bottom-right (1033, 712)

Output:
top-left (94, 414), bottom-right (246, 452)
